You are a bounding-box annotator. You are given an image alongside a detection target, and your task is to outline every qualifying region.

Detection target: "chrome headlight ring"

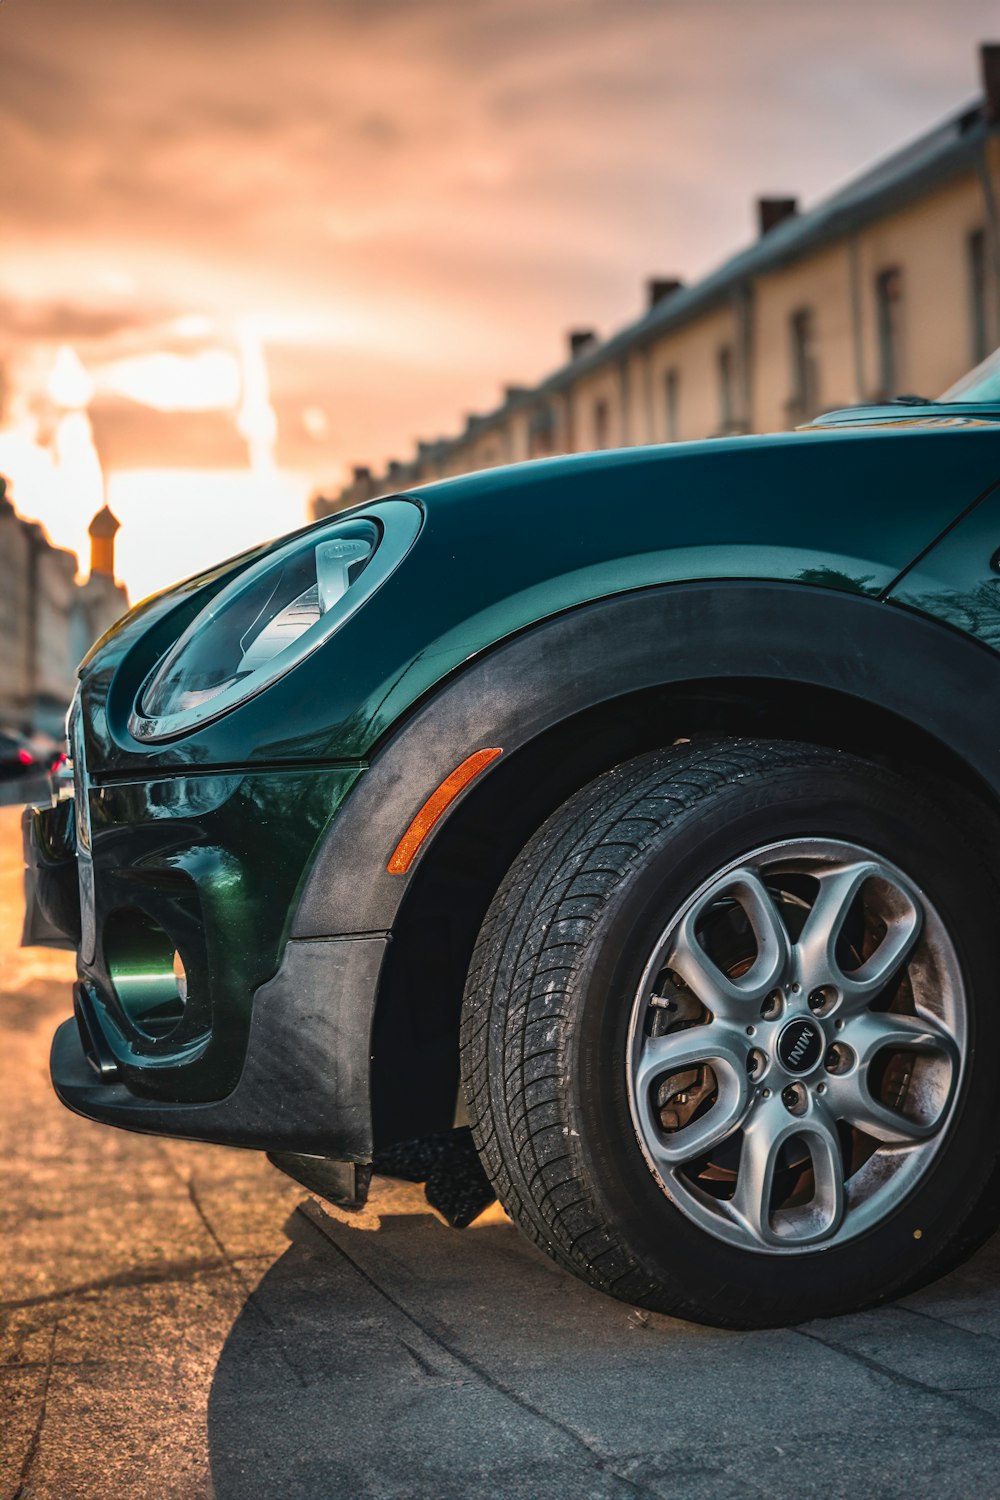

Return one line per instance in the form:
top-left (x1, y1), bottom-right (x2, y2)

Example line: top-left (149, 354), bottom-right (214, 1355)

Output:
top-left (128, 498), bottom-right (422, 743)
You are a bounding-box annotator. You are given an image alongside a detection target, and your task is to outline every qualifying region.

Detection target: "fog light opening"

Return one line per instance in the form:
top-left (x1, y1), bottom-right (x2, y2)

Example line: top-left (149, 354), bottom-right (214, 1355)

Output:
top-left (103, 908), bottom-right (188, 1041)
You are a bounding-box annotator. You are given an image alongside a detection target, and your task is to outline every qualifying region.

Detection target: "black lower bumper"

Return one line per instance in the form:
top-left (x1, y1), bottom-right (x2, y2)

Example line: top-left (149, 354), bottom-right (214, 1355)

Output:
top-left (51, 934), bottom-right (388, 1159)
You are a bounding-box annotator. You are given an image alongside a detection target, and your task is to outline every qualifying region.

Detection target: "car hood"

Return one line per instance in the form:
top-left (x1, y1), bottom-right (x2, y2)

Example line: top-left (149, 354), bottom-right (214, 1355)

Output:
top-left (807, 402), bottom-right (1000, 430)
top-left (77, 423), bottom-right (1000, 775)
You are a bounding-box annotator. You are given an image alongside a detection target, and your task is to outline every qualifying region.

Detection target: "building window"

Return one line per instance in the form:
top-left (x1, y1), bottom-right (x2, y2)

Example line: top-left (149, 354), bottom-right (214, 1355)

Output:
top-left (875, 267), bottom-right (904, 397)
top-left (664, 369), bottom-right (680, 441)
top-left (788, 308), bottom-right (819, 420)
top-left (593, 398), bottom-right (610, 449)
top-left (528, 404), bottom-right (554, 457)
top-left (717, 345), bottom-right (734, 432)
top-left (968, 228), bottom-right (989, 366)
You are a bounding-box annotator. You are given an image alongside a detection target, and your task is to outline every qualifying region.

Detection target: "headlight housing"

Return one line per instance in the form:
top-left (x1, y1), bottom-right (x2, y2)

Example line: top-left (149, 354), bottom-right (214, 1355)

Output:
top-left (129, 498), bottom-right (421, 742)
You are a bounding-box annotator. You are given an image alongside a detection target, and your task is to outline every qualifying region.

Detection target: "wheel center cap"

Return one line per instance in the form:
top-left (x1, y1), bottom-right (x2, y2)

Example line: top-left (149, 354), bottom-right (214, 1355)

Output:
top-left (777, 1017), bottom-right (824, 1075)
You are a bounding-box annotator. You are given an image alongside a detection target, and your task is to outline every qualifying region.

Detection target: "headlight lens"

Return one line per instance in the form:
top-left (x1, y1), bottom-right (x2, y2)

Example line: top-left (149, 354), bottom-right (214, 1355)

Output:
top-left (130, 498), bottom-right (421, 742)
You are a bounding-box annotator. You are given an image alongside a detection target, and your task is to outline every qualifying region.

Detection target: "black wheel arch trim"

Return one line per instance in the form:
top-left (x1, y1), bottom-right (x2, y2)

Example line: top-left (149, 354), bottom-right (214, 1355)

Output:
top-left (292, 579), bottom-right (1000, 939)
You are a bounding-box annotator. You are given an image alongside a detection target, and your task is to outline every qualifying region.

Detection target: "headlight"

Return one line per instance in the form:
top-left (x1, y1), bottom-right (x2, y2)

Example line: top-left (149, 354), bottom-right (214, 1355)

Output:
top-left (129, 498), bottom-right (421, 742)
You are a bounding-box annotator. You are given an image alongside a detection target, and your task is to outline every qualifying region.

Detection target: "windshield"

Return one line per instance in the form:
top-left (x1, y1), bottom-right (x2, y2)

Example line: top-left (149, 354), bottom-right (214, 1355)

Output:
top-left (938, 346), bottom-right (1000, 402)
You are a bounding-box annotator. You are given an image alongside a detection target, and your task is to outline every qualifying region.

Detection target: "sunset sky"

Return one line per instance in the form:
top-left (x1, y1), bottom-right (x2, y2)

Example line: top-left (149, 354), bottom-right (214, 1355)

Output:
top-left (0, 0), bottom-right (996, 600)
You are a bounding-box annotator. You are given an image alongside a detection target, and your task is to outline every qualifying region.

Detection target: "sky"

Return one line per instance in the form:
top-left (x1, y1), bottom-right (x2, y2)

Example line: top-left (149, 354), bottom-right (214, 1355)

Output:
top-left (0, 0), bottom-right (996, 600)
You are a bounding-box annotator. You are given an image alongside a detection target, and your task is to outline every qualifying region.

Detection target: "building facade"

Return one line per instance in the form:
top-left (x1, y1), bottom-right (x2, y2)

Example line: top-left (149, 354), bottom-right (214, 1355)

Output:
top-left (317, 43), bottom-right (1000, 517)
top-left (0, 480), bottom-right (129, 740)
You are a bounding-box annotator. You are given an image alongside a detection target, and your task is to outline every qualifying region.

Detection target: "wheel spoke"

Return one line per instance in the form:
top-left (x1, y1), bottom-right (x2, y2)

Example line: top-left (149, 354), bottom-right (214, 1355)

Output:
top-left (668, 867), bottom-right (788, 1016)
top-left (827, 1072), bottom-right (933, 1144)
top-left (731, 1097), bottom-right (844, 1247)
top-left (829, 1009), bottom-right (959, 1143)
top-left (796, 861), bottom-right (922, 1007)
top-left (849, 1009), bottom-right (959, 1069)
top-left (632, 1025), bottom-right (749, 1166)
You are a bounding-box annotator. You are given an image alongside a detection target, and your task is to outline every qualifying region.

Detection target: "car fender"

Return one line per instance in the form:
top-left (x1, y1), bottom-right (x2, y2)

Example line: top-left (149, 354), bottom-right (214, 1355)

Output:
top-left (293, 578), bottom-right (1000, 939)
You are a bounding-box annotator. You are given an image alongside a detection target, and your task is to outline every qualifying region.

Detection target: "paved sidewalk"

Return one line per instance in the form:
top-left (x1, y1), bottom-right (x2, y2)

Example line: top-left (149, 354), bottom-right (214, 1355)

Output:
top-left (2, 804), bottom-right (999, 1499)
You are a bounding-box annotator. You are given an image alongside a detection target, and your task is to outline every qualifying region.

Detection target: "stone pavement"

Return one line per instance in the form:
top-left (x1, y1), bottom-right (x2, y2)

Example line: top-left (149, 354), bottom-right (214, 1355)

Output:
top-left (2, 805), bottom-right (999, 1500)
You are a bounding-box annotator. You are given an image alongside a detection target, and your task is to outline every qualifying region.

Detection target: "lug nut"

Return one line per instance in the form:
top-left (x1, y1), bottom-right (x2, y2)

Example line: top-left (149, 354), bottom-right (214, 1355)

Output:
top-left (808, 986), bottom-right (836, 1016)
top-left (782, 1083), bottom-right (806, 1114)
top-left (746, 1048), bottom-right (767, 1079)
top-left (761, 990), bottom-right (783, 1020)
top-left (825, 1043), bottom-right (854, 1075)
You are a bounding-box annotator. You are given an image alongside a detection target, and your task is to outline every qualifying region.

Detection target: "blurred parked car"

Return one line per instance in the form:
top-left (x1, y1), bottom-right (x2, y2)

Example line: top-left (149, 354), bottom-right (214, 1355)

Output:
top-left (0, 729), bottom-right (39, 781)
top-left (46, 751), bottom-right (73, 803)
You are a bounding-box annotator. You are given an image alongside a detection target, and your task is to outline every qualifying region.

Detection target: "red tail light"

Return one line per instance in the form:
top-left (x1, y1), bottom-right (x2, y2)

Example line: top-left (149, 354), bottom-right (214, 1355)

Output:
top-left (18, 748), bottom-right (34, 766)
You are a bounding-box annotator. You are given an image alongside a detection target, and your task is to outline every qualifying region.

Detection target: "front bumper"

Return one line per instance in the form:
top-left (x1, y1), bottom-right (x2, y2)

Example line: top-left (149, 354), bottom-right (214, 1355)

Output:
top-left (27, 762), bottom-right (386, 1160)
top-left (52, 935), bottom-right (386, 1156)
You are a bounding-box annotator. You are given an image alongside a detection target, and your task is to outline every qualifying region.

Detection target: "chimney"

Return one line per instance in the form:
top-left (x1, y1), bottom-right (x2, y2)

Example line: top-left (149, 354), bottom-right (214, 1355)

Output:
top-left (88, 504), bottom-right (120, 579)
top-left (647, 278), bottom-right (684, 310)
top-left (982, 43), bottom-right (1000, 123)
top-left (352, 465), bottom-right (372, 485)
top-left (568, 329), bottom-right (597, 360)
top-left (503, 384), bottom-right (530, 404)
top-left (757, 197), bottom-right (798, 236)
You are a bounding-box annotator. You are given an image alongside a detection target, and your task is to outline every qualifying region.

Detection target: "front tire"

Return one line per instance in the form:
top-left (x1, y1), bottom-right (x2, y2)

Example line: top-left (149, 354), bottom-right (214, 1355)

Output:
top-left (459, 739), bottom-right (1000, 1327)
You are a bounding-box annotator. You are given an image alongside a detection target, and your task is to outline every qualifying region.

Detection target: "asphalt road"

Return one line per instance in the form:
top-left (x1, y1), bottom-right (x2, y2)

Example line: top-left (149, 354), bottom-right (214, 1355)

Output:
top-left (2, 803), bottom-right (1000, 1500)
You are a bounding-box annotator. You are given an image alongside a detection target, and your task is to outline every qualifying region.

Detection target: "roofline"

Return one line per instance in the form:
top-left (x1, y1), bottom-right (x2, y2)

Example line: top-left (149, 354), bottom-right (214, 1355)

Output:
top-left (355, 95), bottom-right (998, 473)
top-left (532, 103), bottom-right (992, 389)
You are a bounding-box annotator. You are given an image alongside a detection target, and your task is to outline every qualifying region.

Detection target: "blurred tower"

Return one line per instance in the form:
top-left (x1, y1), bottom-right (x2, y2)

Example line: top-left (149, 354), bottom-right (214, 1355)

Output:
top-left (88, 504), bottom-right (120, 579)
top-left (236, 323), bottom-right (278, 474)
top-left (74, 507), bottom-right (129, 683)
top-left (46, 346), bottom-right (105, 545)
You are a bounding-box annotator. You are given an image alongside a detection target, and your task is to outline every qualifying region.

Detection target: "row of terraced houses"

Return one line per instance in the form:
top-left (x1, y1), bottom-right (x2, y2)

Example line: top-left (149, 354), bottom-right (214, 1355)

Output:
top-left (317, 42), bottom-right (1000, 518)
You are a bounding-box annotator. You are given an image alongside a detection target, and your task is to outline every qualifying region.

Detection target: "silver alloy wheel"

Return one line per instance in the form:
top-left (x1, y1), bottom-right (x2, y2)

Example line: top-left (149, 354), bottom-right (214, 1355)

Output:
top-left (625, 839), bottom-right (966, 1254)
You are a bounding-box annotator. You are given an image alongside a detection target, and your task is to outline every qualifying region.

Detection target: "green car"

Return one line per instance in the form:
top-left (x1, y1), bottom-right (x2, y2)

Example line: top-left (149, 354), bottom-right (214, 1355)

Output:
top-left (24, 352), bottom-right (1000, 1329)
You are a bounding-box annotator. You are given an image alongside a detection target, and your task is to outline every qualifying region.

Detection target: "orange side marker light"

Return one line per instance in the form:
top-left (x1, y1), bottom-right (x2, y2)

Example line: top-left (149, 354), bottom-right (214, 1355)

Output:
top-left (387, 747), bottom-right (503, 873)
